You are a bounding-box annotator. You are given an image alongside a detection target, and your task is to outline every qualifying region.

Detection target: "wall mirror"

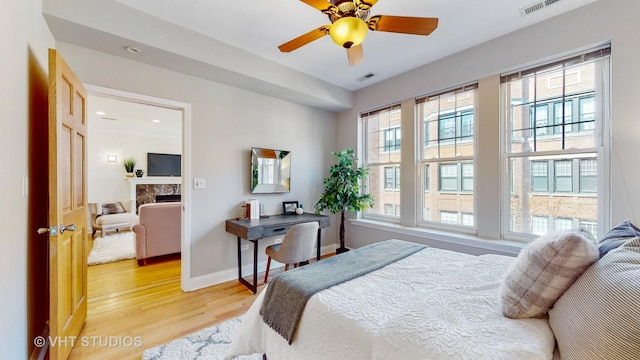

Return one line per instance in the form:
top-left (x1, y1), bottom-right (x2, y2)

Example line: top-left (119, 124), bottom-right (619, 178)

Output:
top-left (251, 147), bottom-right (291, 193)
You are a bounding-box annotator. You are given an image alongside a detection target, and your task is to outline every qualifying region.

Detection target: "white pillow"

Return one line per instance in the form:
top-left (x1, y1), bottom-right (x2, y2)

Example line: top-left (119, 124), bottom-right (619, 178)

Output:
top-left (548, 237), bottom-right (640, 359)
top-left (500, 230), bottom-right (598, 319)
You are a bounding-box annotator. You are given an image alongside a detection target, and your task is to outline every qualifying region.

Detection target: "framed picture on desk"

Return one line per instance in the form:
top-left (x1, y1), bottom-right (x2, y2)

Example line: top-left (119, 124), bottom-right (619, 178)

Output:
top-left (282, 201), bottom-right (298, 214)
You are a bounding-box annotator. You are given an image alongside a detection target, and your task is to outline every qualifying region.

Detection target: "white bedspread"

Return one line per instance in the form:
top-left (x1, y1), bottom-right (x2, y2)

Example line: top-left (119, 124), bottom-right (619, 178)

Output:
top-left (227, 246), bottom-right (556, 360)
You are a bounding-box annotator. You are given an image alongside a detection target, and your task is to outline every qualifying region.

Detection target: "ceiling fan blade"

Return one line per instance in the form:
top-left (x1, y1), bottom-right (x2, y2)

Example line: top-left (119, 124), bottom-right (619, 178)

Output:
top-left (367, 15), bottom-right (438, 36)
top-left (278, 26), bottom-right (330, 52)
top-left (300, 0), bottom-right (338, 14)
top-left (354, 0), bottom-right (378, 12)
top-left (347, 44), bottom-right (364, 66)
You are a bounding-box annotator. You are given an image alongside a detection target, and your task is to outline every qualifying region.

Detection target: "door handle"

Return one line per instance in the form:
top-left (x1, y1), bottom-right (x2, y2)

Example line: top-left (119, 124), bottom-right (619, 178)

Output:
top-left (60, 224), bottom-right (76, 233)
top-left (37, 226), bottom-right (58, 235)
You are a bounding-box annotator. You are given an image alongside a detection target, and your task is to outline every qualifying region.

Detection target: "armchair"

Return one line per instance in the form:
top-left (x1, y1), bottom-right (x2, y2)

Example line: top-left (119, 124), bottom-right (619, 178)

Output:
top-left (89, 200), bottom-right (137, 238)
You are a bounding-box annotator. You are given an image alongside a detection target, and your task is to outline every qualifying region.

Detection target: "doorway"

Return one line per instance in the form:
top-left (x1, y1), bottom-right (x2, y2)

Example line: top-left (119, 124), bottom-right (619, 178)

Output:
top-left (85, 85), bottom-right (192, 289)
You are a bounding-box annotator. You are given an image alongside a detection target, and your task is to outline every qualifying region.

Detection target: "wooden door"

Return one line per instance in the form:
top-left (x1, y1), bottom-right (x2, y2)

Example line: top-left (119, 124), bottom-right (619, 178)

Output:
top-left (48, 49), bottom-right (88, 360)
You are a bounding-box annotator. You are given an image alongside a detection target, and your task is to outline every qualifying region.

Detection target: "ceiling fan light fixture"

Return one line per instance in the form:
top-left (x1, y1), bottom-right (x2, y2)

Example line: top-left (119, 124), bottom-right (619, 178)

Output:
top-left (329, 17), bottom-right (368, 48)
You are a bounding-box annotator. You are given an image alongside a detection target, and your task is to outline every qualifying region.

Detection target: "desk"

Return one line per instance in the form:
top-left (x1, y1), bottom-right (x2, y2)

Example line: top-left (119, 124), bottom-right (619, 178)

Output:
top-left (225, 213), bottom-right (330, 293)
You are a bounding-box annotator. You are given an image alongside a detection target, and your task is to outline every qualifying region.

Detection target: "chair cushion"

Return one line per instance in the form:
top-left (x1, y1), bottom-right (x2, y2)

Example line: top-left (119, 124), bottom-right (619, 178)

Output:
top-left (95, 212), bottom-right (137, 226)
top-left (500, 230), bottom-right (598, 319)
top-left (548, 237), bottom-right (640, 359)
top-left (597, 219), bottom-right (640, 257)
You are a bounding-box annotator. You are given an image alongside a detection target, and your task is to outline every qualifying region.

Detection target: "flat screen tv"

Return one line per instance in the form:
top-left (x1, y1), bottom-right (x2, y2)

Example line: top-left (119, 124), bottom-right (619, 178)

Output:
top-left (147, 153), bottom-right (181, 177)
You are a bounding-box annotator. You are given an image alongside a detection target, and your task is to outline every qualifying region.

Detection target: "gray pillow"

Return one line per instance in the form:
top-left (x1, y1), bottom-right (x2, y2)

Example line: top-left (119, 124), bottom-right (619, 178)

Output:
top-left (598, 219), bottom-right (640, 257)
top-left (548, 237), bottom-right (640, 359)
top-left (499, 230), bottom-right (598, 319)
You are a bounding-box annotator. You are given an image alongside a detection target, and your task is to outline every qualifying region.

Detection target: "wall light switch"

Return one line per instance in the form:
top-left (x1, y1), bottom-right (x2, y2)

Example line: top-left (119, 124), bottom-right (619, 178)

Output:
top-left (193, 178), bottom-right (206, 189)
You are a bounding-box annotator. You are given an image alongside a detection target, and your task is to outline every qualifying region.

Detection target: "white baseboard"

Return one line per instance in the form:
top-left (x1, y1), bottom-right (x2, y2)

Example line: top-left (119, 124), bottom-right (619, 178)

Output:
top-left (183, 244), bottom-right (337, 292)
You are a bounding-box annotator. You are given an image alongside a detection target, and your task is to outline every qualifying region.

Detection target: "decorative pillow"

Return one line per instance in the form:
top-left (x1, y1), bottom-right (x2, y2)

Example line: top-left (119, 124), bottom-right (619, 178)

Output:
top-left (549, 237), bottom-right (640, 359)
top-left (597, 219), bottom-right (640, 257)
top-left (500, 230), bottom-right (598, 319)
top-left (98, 202), bottom-right (126, 217)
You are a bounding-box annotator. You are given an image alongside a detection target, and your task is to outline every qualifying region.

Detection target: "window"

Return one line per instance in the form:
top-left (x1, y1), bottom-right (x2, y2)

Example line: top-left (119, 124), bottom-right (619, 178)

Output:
top-left (579, 96), bottom-right (595, 131)
top-left (384, 166), bottom-right (400, 190)
top-left (424, 164), bottom-right (430, 192)
top-left (357, 47), bottom-right (609, 243)
top-left (384, 127), bottom-right (401, 152)
top-left (580, 159), bottom-right (597, 193)
top-left (461, 163), bottom-right (474, 191)
top-left (439, 211), bottom-right (475, 226)
top-left (553, 100), bottom-right (573, 134)
top-left (437, 162), bottom-right (474, 192)
top-left (554, 160), bottom-right (573, 192)
top-left (461, 213), bottom-right (475, 226)
top-left (384, 204), bottom-right (400, 217)
top-left (531, 161), bottom-right (548, 192)
top-left (460, 111), bottom-right (474, 138)
top-left (440, 211), bottom-right (459, 224)
top-left (417, 84), bottom-right (477, 226)
top-left (439, 164), bottom-right (458, 191)
top-left (532, 104), bottom-right (549, 136)
top-left (555, 218), bottom-right (574, 231)
top-left (531, 216), bottom-right (549, 235)
top-left (423, 208), bottom-right (431, 221)
top-left (363, 105), bottom-right (402, 219)
top-left (439, 114), bottom-right (456, 141)
top-left (580, 220), bottom-right (598, 238)
top-left (503, 48), bottom-right (609, 237)
top-left (531, 158), bottom-right (596, 194)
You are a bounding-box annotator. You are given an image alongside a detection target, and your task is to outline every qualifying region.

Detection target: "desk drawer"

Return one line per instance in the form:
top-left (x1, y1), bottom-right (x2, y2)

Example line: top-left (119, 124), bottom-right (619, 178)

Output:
top-left (263, 225), bottom-right (291, 237)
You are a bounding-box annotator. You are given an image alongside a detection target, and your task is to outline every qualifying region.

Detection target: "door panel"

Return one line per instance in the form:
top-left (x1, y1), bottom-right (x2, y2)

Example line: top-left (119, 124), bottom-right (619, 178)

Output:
top-left (48, 49), bottom-right (88, 360)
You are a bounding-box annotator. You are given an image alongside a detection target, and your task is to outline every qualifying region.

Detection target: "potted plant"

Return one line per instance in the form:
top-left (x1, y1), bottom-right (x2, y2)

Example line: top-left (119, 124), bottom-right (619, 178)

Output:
top-left (315, 149), bottom-right (374, 254)
top-left (123, 157), bottom-right (136, 177)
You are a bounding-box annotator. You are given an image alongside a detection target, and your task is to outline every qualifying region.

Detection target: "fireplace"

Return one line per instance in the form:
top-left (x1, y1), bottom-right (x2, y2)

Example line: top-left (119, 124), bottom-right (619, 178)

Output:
top-left (126, 177), bottom-right (182, 210)
top-left (155, 194), bottom-right (181, 203)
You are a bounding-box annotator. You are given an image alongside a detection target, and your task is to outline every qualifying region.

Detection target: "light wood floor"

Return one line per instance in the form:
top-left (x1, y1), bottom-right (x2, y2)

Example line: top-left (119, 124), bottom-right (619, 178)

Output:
top-left (68, 257), bottom-right (269, 360)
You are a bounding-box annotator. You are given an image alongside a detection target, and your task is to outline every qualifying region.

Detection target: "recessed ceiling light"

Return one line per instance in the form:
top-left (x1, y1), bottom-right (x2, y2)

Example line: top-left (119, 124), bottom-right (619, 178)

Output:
top-left (126, 46), bottom-right (142, 54)
top-left (152, 119), bottom-right (161, 123)
top-left (95, 111), bottom-right (106, 116)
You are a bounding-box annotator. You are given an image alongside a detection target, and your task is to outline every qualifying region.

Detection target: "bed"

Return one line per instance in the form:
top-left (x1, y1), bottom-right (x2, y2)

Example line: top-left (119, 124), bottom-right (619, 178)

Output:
top-left (226, 240), bottom-right (557, 359)
top-left (227, 223), bottom-right (640, 360)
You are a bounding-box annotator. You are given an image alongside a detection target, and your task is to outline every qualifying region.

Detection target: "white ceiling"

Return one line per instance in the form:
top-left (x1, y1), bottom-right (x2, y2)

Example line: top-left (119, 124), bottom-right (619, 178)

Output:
top-left (44, 0), bottom-right (597, 110)
top-left (88, 95), bottom-right (182, 136)
top-left (111, 0), bottom-right (594, 90)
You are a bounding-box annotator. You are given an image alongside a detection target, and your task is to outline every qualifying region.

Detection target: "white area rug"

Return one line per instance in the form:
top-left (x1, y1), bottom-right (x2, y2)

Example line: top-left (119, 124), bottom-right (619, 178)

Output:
top-left (87, 232), bottom-right (136, 265)
top-left (142, 317), bottom-right (262, 360)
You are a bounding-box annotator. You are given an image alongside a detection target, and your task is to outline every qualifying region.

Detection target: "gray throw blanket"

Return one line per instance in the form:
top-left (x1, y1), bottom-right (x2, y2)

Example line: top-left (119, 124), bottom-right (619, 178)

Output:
top-left (259, 239), bottom-right (426, 344)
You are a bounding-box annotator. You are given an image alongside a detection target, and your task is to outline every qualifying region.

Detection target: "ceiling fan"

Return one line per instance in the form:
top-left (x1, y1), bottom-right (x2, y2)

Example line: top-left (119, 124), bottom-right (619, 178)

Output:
top-left (278, 0), bottom-right (438, 66)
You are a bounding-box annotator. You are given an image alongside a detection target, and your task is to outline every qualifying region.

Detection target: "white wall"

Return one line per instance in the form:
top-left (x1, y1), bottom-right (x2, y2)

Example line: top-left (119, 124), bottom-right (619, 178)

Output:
top-left (337, 0), bottom-right (640, 253)
top-left (87, 100), bottom-right (182, 203)
top-left (0, 0), bottom-right (55, 357)
top-left (56, 42), bottom-right (339, 279)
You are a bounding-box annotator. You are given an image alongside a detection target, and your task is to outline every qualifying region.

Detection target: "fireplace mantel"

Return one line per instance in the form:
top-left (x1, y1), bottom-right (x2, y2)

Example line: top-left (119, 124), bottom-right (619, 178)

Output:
top-left (126, 177), bottom-right (182, 203)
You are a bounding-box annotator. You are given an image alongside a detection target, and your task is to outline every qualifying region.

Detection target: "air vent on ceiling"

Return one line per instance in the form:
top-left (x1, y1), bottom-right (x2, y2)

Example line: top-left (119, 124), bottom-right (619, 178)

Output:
top-left (357, 73), bottom-right (375, 82)
top-left (520, 0), bottom-right (561, 16)
top-left (101, 117), bottom-right (117, 121)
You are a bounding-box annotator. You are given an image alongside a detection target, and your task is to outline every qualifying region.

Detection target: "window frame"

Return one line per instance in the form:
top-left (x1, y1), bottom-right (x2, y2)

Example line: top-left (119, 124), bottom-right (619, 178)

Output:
top-left (501, 47), bottom-right (610, 241)
top-left (362, 104), bottom-right (403, 222)
top-left (417, 84), bottom-right (478, 231)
